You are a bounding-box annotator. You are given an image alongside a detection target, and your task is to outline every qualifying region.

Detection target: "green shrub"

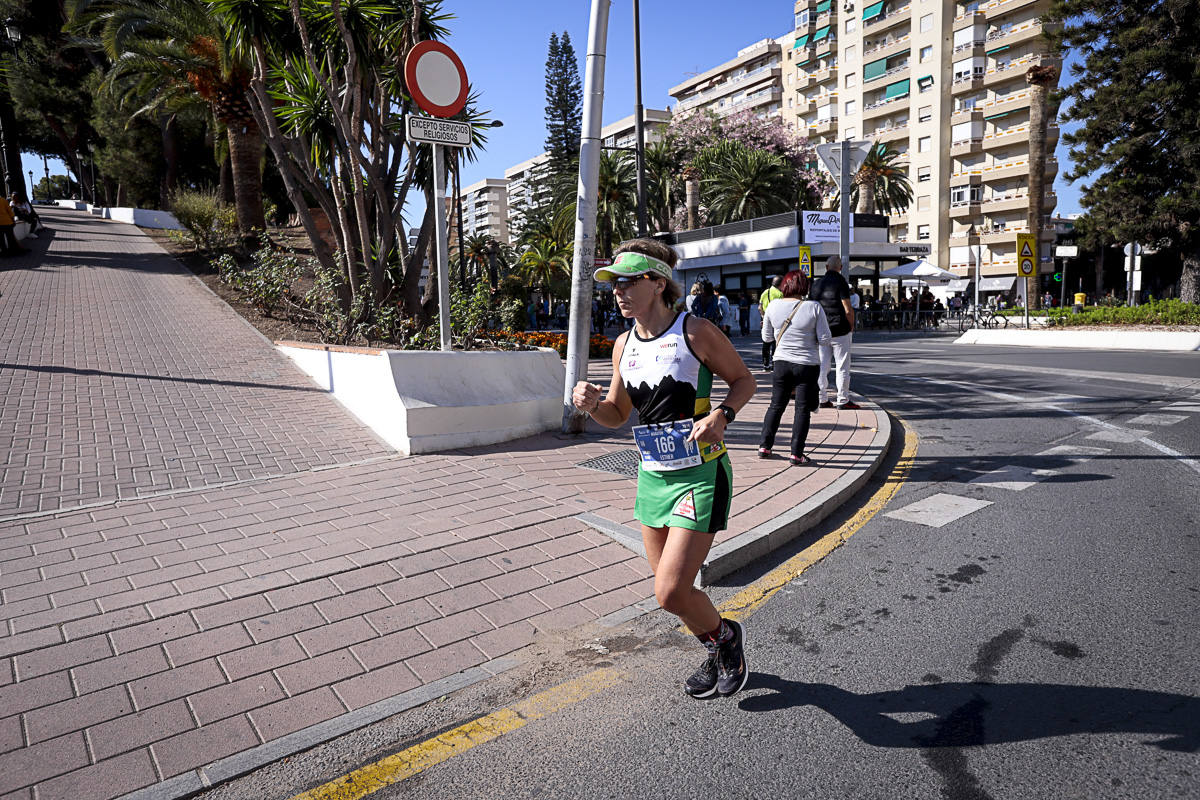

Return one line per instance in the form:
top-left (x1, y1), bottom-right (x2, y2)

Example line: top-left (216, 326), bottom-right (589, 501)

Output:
top-left (1048, 299), bottom-right (1200, 326)
top-left (171, 189), bottom-right (238, 252)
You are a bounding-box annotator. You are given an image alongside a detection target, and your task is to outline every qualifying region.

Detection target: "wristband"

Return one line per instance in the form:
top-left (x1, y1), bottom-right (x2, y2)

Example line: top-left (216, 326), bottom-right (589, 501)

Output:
top-left (717, 404), bottom-right (736, 424)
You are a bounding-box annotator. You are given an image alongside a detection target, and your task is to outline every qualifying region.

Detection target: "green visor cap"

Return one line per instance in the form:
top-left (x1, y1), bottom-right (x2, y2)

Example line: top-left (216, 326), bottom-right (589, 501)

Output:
top-left (593, 251), bottom-right (674, 283)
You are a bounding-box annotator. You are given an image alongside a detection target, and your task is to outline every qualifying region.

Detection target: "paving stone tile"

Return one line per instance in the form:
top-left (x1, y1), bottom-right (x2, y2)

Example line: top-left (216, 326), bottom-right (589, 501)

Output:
top-left (34, 748), bottom-right (158, 800)
top-left (108, 615), bottom-right (199, 655)
top-left (350, 629), bottom-right (431, 672)
top-left (62, 606), bottom-right (153, 642)
top-left (151, 714), bottom-right (261, 780)
top-left (73, 646), bottom-right (170, 695)
top-left (244, 605), bottom-right (325, 644)
top-left (296, 617), bottom-right (376, 657)
top-left (377, 573), bottom-right (450, 605)
top-left (482, 565), bottom-right (552, 599)
top-left (364, 599), bottom-right (440, 636)
top-left (417, 609), bottom-right (494, 649)
top-left (470, 621), bottom-right (539, 660)
top-left (192, 595), bottom-right (274, 632)
top-left (86, 699), bottom-right (195, 761)
top-left (426, 582), bottom-right (499, 617)
top-left (24, 685), bottom-right (134, 745)
top-left (188, 673), bottom-right (285, 726)
top-left (477, 594), bottom-right (551, 628)
top-left (0, 715), bottom-right (21, 755)
top-left (12, 636), bottom-right (112, 680)
top-left (274, 650), bottom-right (365, 695)
top-left (0, 733), bottom-right (88, 795)
top-left (332, 661), bottom-right (420, 712)
top-left (163, 625), bottom-right (253, 667)
top-left (218, 636), bottom-right (307, 682)
top-left (405, 640), bottom-right (486, 684)
top-left (0, 671), bottom-right (73, 717)
top-left (128, 658), bottom-right (226, 710)
top-left (532, 552), bottom-right (597, 584)
top-left (248, 687), bottom-right (347, 742)
top-left (0, 628), bottom-right (64, 659)
top-left (328, 563), bottom-right (402, 595)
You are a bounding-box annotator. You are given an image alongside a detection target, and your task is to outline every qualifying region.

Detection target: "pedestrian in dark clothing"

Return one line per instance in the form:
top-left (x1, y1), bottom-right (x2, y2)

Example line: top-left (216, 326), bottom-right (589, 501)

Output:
top-left (809, 256), bottom-right (857, 409)
top-left (737, 291), bottom-right (751, 336)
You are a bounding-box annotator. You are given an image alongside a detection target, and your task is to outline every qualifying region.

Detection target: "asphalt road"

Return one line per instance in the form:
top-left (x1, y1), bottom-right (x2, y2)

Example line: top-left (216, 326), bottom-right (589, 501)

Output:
top-left (205, 335), bottom-right (1199, 800)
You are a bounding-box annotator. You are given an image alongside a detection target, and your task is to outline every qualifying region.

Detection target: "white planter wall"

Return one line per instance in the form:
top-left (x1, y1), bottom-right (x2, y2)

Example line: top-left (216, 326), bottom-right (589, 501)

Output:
top-left (278, 343), bottom-right (566, 454)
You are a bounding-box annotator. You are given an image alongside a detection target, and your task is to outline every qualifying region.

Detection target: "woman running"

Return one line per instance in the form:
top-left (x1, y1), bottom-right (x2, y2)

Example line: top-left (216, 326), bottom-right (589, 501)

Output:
top-left (573, 238), bottom-right (756, 698)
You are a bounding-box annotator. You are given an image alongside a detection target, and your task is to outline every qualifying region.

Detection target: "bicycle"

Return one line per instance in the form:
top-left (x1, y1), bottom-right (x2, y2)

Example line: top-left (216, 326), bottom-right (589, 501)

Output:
top-left (957, 308), bottom-right (1010, 332)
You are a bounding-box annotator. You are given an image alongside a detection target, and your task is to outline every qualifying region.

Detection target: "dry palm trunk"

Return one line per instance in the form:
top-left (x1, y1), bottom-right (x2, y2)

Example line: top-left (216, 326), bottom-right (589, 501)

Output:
top-left (1026, 64), bottom-right (1058, 310)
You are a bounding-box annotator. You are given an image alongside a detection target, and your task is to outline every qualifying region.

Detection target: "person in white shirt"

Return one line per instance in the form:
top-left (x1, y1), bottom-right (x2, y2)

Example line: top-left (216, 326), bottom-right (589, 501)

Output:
top-left (758, 270), bottom-right (832, 466)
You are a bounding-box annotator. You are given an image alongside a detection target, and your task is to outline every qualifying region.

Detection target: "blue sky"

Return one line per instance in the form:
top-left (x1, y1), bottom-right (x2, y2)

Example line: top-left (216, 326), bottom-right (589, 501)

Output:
top-left (24, 0), bottom-right (1084, 215)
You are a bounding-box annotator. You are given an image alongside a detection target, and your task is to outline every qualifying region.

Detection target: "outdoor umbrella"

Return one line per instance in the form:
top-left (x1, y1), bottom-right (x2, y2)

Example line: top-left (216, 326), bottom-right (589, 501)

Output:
top-left (880, 259), bottom-right (959, 322)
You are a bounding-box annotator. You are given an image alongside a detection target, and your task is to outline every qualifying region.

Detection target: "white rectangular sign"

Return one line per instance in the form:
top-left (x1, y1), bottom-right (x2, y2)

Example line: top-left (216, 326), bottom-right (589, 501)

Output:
top-left (406, 116), bottom-right (471, 147)
top-left (1054, 245), bottom-right (1078, 257)
top-left (801, 210), bottom-right (853, 244)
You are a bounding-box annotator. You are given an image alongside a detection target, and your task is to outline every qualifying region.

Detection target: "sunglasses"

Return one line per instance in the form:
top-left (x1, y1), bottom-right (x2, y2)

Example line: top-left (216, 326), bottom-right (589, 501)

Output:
top-left (613, 273), bottom-right (656, 289)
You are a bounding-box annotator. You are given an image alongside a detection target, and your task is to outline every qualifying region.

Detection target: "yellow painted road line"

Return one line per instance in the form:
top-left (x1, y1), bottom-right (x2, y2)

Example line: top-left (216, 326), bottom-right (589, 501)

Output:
top-left (289, 668), bottom-right (621, 800)
top-left (718, 418), bottom-right (918, 622)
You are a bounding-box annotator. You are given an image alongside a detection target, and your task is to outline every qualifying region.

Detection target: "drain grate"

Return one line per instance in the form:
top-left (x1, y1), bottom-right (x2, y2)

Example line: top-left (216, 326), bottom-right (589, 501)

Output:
top-left (576, 449), bottom-right (642, 479)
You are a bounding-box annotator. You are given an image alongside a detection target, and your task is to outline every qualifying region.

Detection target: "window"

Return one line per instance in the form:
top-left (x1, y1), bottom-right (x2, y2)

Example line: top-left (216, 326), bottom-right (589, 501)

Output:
top-left (920, 45), bottom-right (933, 62)
top-left (845, 99), bottom-right (857, 115)
top-left (917, 224), bottom-right (931, 240)
top-left (918, 75), bottom-right (934, 93)
top-left (918, 195), bottom-right (931, 211)
top-left (950, 185), bottom-right (982, 205)
top-left (796, 10), bottom-right (811, 27)
top-left (845, 127), bottom-right (857, 138)
top-left (845, 73), bottom-right (857, 88)
top-left (919, 136), bottom-right (932, 152)
top-left (917, 166), bottom-right (931, 182)
top-left (846, 19), bottom-right (857, 33)
top-left (920, 13), bottom-right (934, 32)
top-left (787, 98), bottom-right (793, 108)
top-left (845, 45), bottom-right (857, 62)
top-left (918, 105), bottom-right (932, 122)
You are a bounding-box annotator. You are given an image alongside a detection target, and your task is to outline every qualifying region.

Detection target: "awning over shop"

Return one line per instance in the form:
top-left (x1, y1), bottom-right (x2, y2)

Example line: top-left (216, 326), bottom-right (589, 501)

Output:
top-left (816, 0), bottom-right (832, 13)
top-left (793, 34), bottom-right (811, 49)
top-left (947, 278), bottom-right (971, 292)
top-left (863, 1), bottom-right (885, 21)
top-left (884, 78), bottom-right (910, 100)
top-left (813, 25), bottom-right (831, 41)
top-left (978, 277), bottom-right (1016, 292)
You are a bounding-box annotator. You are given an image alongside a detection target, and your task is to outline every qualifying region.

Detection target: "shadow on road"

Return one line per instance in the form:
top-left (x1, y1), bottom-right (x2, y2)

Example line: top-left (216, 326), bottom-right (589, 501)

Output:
top-left (738, 674), bottom-right (1199, 752)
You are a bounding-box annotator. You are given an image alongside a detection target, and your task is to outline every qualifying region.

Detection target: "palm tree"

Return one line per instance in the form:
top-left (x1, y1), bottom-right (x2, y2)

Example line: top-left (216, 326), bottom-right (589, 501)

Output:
top-left (515, 236), bottom-right (572, 308)
top-left (73, 0), bottom-right (266, 234)
top-left (596, 150), bottom-right (637, 258)
top-left (851, 142), bottom-right (913, 215)
top-left (643, 139), bottom-right (677, 233)
top-left (1026, 63), bottom-right (1059, 309)
top-left (697, 142), bottom-right (793, 225)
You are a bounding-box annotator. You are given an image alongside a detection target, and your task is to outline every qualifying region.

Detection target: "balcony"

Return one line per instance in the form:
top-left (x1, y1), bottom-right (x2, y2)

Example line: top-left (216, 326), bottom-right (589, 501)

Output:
top-left (862, 32), bottom-right (911, 60)
top-left (809, 116), bottom-right (840, 136)
top-left (864, 60), bottom-right (911, 86)
top-left (804, 65), bottom-right (839, 87)
top-left (949, 201), bottom-right (982, 218)
top-left (952, 11), bottom-right (986, 30)
top-left (978, 87), bottom-right (1031, 115)
top-left (951, 107), bottom-right (984, 125)
top-left (875, 123), bottom-right (909, 143)
top-left (983, 190), bottom-right (1057, 214)
top-left (951, 69), bottom-right (986, 94)
top-left (953, 38), bottom-right (985, 55)
top-left (984, 18), bottom-right (1044, 51)
top-left (950, 137), bottom-right (984, 157)
top-left (983, 0), bottom-right (1042, 20)
top-left (864, 3), bottom-right (911, 34)
top-left (719, 86), bottom-right (784, 116)
top-left (862, 93), bottom-right (909, 121)
top-left (982, 53), bottom-right (1057, 87)
top-left (675, 65), bottom-right (783, 112)
top-left (982, 121), bottom-right (1057, 149)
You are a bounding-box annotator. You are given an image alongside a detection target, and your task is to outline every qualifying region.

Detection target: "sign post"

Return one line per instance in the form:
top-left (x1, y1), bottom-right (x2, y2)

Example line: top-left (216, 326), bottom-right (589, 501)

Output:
top-left (815, 140), bottom-right (872, 272)
top-left (404, 41), bottom-right (471, 352)
top-left (1123, 242), bottom-right (1142, 306)
top-left (1016, 233), bottom-right (1036, 329)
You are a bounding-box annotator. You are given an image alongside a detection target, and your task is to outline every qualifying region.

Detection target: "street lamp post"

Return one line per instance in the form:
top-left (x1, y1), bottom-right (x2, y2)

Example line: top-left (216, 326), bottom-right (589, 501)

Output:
top-left (968, 222), bottom-right (980, 319)
top-left (632, 0), bottom-right (647, 236)
top-left (27, 170), bottom-right (32, 201)
top-left (75, 151), bottom-right (85, 203)
top-left (0, 18), bottom-right (20, 197)
top-left (42, 154), bottom-right (49, 202)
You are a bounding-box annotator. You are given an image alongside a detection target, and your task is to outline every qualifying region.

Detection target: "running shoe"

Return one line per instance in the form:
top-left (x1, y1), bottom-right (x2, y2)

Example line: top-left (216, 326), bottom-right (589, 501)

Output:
top-left (716, 618), bottom-right (749, 696)
top-left (685, 642), bottom-right (720, 699)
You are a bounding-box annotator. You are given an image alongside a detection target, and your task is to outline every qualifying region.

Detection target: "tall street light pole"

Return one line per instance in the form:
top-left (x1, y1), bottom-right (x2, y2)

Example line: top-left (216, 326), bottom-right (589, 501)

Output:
top-left (42, 154), bottom-right (49, 202)
top-left (632, 0), bottom-right (647, 236)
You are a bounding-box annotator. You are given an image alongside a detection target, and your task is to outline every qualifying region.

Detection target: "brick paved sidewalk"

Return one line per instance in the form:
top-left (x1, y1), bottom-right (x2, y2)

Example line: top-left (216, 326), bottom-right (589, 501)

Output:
top-left (0, 210), bottom-right (887, 800)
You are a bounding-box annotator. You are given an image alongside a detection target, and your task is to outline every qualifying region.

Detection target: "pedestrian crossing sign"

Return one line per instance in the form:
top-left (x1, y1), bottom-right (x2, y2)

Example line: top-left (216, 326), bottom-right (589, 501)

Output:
top-left (798, 245), bottom-right (812, 277)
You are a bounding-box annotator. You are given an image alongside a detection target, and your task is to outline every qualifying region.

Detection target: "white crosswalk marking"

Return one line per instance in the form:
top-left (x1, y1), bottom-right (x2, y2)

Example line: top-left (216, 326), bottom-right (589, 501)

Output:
top-left (1163, 402), bottom-right (1200, 413)
top-left (1127, 413), bottom-right (1189, 426)
top-left (1087, 428), bottom-right (1149, 443)
top-left (968, 464), bottom-right (1059, 491)
top-left (1037, 445), bottom-right (1110, 460)
top-left (884, 493), bottom-right (993, 528)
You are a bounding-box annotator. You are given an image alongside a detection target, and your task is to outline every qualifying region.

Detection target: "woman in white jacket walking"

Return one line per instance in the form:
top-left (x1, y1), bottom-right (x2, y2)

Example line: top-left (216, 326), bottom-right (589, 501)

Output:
top-left (758, 270), bottom-right (831, 466)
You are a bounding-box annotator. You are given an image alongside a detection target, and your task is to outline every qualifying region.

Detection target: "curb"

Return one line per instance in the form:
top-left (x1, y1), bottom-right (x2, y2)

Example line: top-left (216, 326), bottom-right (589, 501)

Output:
top-left (955, 327), bottom-right (1200, 351)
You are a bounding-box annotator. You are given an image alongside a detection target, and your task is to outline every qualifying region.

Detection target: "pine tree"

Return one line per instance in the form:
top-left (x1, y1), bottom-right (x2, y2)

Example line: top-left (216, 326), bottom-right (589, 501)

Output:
top-left (543, 30), bottom-right (582, 186)
top-left (1048, 0), bottom-right (1200, 302)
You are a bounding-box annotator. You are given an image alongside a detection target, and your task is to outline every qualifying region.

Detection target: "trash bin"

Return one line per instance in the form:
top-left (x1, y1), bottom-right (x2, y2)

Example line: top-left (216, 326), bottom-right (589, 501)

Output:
top-left (1073, 292), bottom-right (1086, 313)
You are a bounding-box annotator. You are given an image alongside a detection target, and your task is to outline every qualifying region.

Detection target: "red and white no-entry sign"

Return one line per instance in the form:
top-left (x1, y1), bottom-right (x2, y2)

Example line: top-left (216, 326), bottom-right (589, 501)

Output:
top-left (404, 41), bottom-right (469, 118)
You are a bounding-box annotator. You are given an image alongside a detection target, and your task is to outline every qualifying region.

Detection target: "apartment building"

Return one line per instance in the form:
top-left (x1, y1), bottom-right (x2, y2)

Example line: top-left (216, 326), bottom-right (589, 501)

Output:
top-left (669, 39), bottom-right (785, 119)
top-left (497, 109), bottom-right (673, 241)
top-left (459, 177), bottom-right (510, 245)
top-left (786, 0), bottom-right (1060, 281)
